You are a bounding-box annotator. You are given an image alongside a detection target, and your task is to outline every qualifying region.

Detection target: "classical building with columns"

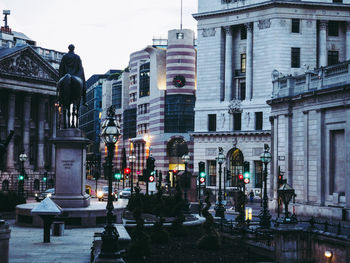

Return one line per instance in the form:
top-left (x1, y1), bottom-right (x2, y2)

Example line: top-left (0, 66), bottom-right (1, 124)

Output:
top-left (192, 0), bottom-right (350, 197)
top-left (268, 60), bottom-right (350, 220)
top-left (101, 29), bottom-right (197, 198)
top-left (0, 45), bottom-right (59, 193)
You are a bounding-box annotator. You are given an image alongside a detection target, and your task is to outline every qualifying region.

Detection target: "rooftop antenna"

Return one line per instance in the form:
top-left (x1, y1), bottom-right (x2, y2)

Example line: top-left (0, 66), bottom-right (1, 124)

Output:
top-left (3, 10), bottom-right (10, 28)
top-left (180, 0), bottom-right (183, 30)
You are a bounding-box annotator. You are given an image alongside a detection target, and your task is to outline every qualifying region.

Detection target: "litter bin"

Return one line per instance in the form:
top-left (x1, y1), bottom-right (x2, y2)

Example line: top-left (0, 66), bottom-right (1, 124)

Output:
top-left (0, 220), bottom-right (11, 263)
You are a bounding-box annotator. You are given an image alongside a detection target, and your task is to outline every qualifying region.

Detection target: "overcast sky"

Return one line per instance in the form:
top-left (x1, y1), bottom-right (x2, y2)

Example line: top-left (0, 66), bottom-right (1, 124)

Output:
top-left (0, 0), bottom-right (198, 78)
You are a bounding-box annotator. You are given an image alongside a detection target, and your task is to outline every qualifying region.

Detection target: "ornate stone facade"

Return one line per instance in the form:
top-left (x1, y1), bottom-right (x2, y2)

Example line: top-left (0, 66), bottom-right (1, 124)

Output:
top-left (0, 45), bottom-right (58, 194)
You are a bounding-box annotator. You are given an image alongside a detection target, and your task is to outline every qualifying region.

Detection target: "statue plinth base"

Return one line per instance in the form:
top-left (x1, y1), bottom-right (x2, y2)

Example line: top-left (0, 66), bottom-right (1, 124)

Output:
top-left (51, 129), bottom-right (91, 208)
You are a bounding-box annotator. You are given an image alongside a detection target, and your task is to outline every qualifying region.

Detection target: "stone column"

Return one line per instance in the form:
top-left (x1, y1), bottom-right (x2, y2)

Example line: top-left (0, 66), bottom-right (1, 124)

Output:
top-left (316, 109), bottom-right (325, 205)
top-left (270, 116), bottom-right (278, 200)
top-left (303, 111), bottom-right (309, 203)
top-left (346, 22), bottom-right (350, 60)
top-left (245, 22), bottom-right (253, 100)
top-left (23, 94), bottom-right (31, 163)
top-left (37, 96), bottom-right (45, 170)
top-left (345, 105), bottom-right (350, 208)
top-left (319, 20), bottom-right (327, 67)
top-left (224, 26), bottom-right (233, 102)
top-left (285, 113), bottom-right (293, 186)
top-left (51, 103), bottom-right (57, 171)
top-left (6, 93), bottom-right (15, 170)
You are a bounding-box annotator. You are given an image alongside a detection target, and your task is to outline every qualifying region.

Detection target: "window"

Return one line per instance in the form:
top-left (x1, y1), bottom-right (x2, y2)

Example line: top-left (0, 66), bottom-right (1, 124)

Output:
top-left (123, 108), bottom-right (137, 139)
top-left (328, 51), bottom-right (339, 66)
top-left (129, 93), bottom-right (137, 103)
top-left (240, 53), bottom-right (246, 73)
top-left (112, 81), bottom-right (122, 109)
top-left (240, 82), bottom-right (246, 101)
top-left (164, 95), bottom-right (195, 133)
top-left (291, 19), bottom-right (300, 33)
top-left (233, 113), bottom-right (242, 131)
top-left (291, 47), bottom-right (300, 68)
top-left (208, 160), bottom-right (216, 186)
top-left (176, 33), bottom-right (184, 39)
top-left (240, 25), bottom-right (247, 40)
top-left (139, 62), bottom-right (150, 98)
top-left (255, 112), bottom-right (263, 130)
top-left (328, 21), bottom-right (339, 37)
top-left (208, 114), bottom-right (216, 132)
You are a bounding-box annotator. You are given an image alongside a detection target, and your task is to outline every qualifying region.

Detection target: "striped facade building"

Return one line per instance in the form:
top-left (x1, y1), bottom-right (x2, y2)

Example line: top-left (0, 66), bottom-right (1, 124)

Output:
top-left (102, 29), bottom-right (197, 197)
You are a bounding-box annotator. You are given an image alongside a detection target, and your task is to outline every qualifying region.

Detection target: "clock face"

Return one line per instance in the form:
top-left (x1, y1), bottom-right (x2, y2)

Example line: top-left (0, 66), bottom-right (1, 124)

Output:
top-left (173, 75), bottom-right (186, 88)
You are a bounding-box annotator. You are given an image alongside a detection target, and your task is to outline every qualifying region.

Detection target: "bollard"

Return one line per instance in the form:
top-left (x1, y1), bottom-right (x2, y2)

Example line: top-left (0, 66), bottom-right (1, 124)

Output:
top-left (0, 220), bottom-right (11, 263)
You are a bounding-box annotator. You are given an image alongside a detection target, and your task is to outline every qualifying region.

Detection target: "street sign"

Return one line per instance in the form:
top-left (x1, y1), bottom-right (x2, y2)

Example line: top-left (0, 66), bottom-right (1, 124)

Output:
top-left (149, 182), bottom-right (156, 192)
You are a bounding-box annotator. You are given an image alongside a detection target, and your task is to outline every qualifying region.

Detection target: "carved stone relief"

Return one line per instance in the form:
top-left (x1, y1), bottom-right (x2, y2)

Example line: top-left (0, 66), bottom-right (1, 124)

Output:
top-left (228, 99), bottom-right (243, 114)
top-left (0, 50), bottom-right (52, 80)
top-left (202, 28), bottom-right (216, 37)
top-left (258, 19), bottom-right (271, 30)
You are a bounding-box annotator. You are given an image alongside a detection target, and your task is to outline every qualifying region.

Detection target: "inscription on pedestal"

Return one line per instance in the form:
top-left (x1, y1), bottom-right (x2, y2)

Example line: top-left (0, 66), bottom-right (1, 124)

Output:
top-left (61, 160), bottom-right (75, 170)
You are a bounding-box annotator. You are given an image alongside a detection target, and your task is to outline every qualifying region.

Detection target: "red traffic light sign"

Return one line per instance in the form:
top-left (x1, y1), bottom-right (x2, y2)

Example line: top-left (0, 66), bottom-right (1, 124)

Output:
top-left (238, 174), bottom-right (243, 180)
top-left (199, 177), bottom-right (205, 183)
top-left (124, 168), bottom-right (131, 174)
top-left (149, 176), bottom-right (155, 182)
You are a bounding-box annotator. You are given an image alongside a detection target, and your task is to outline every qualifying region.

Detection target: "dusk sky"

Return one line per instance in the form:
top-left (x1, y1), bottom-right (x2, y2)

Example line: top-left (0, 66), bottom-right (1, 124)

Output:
top-left (0, 0), bottom-right (198, 78)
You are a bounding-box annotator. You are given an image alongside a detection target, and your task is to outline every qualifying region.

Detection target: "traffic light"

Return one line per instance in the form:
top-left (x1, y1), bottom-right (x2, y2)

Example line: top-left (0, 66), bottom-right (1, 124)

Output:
top-left (238, 174), bottom-right (244, 181)
top-left (43, 172), bottom-right (47, 182)
top-left (227, 170), bottom-right (231, 180)
top-left (18, 174), bottom-right (24, 181)
top-left (198, 161), bottom-right (206, 178)
top-left (146, 156), bottom-right (155, 181)
top-left (114, 169), bottom-right (122, 180)
top-left (124, 168), bottom-right (131, 175)
top-left (278, 166), bottom-right (286, 186)
top-left (243, 161), bottom-right (250, 184)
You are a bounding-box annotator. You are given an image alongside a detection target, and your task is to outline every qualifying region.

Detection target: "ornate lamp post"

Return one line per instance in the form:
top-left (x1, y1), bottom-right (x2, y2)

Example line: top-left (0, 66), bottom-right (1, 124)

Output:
top-left (259, 144), bottom-right (272, 228)
top-left (215, 147), bottom-right (226, 218)
top-left (99, 106), bottom-right (123, 261)
top-left (18, 153), bottom-right (28, 199)
top-left (181, 153), bottom-right (190, 204)
top-left (277, 183), bottom-right (297, 224)
top-left (128, 154), bottom-right (136, 194)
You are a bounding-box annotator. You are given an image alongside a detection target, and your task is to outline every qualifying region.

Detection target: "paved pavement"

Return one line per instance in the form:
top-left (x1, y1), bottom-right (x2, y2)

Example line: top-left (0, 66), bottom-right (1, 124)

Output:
top-left (8, 220), bottom-right (100, 263)
top-left (6, 198), bottom-right (129, 263)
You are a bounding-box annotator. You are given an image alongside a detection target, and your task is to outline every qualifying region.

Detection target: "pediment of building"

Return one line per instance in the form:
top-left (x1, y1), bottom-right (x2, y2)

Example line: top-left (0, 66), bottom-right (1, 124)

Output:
top-left (0, 46), bottom-right (58, 84)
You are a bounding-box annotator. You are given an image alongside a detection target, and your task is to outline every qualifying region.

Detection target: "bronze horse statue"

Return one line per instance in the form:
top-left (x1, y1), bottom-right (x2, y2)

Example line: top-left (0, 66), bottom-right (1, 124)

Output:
top-left (56, 44), bottom-right (86, 129)
top-left (57, 73), bottom-right (84, 128)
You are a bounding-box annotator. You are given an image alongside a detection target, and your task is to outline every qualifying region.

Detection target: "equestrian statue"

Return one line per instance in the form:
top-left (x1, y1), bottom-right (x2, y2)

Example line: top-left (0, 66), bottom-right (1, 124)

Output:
top-left (57, 44), bottom-right (87, 128)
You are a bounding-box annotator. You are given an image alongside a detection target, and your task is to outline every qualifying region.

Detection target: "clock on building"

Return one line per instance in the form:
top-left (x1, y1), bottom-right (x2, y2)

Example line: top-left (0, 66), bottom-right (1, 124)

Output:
top-left (173, 75), bottom-right (186, 88)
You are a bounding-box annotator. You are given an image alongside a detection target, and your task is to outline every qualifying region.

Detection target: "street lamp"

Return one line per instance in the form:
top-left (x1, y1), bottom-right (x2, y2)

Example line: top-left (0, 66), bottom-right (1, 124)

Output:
top-left (128, 154), bottom-right (136, 194)
top-left (99, 106), bottom-right (123, 261)
top-left (259, 144), bottom-right (272, 228)
top-left (277, 183), bottom-right (297, 224)
top-left (18, 153), bottom-right (28, 199)
top-left (182, 153), bottom-right (190, 204)
top-left (215, 147), bottom-right (226, 218)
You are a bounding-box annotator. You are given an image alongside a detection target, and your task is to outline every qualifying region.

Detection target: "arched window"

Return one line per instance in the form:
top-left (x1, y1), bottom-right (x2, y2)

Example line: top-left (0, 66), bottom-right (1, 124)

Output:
top-left (2, 180), bottom-right (9, 191)
top-left (166, 138), bottom-right (188, 170)
top-left (228, 148), bottom-right (244, 187)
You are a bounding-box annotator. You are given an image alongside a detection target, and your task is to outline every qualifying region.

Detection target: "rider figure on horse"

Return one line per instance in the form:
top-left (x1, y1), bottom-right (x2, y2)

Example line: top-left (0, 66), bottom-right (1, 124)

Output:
top-left (57, 44), bottom-right (87, 128)
top-left (58, 44), bottom-right (87, 106)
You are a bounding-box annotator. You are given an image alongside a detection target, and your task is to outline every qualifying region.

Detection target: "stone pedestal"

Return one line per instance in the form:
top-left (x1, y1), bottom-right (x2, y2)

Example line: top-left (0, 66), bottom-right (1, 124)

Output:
top-left (51, 129), bottom-right (91, 208)
top-left (274, 225), bottom-right (303, 263)
top-left (0, 220), bottom-right (11, 263)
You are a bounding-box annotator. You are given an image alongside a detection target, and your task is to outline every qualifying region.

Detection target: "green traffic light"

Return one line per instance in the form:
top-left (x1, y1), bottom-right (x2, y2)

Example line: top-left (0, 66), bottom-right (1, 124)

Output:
top-left (18, 175), bottom-right (24, 180)
top-left (43, 177), bottom-right (47, 181)
top-left (114, 173), bottom-right (122, 180)
top-left (199, 172), bottom-right (206, 178)
top-left (243, 172), bottom-right (250, 179)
